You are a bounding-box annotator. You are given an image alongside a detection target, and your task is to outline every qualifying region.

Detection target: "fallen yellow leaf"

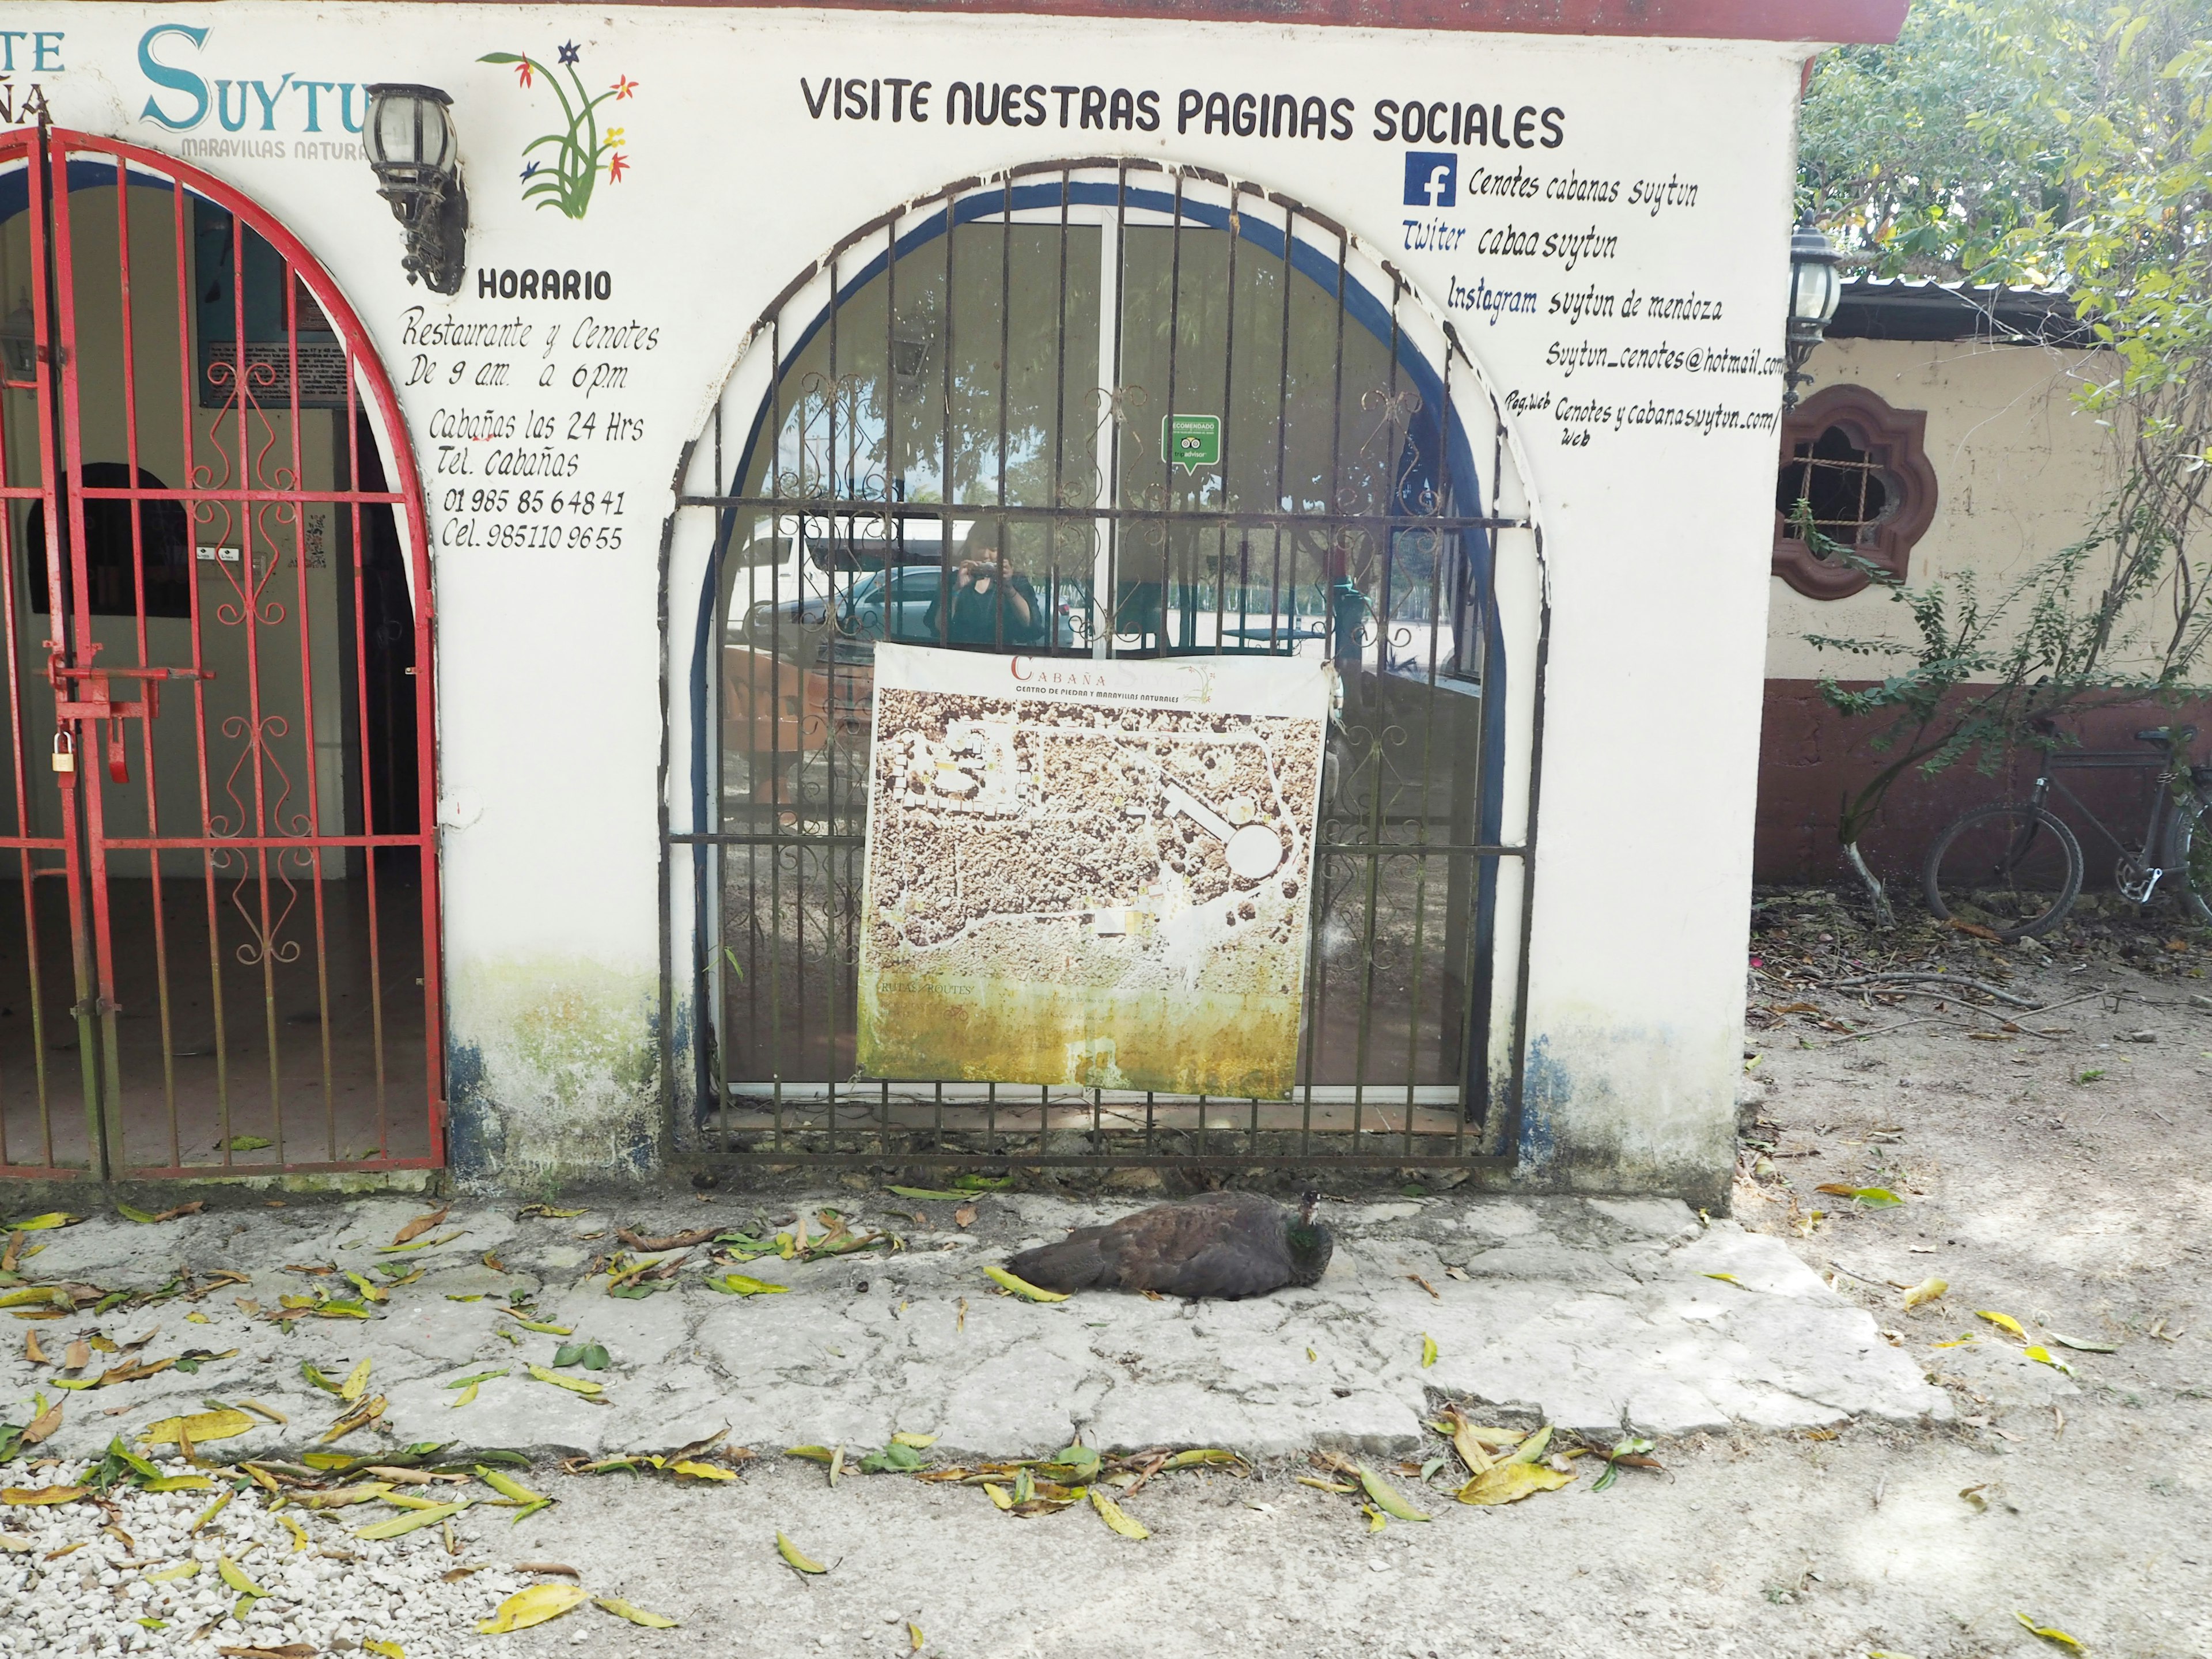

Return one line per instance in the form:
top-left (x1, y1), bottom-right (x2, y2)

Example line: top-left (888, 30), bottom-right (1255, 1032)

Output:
top-left (1419, 1333), bottom-right (1438, 1368)
top-left (1978, 1310), bottom-right (2026, 1339)
top-left (1357, 1465), bottom-right (1430, 1521)
top-left (669, 1460), bottom-right (737, 1481)
top-left (478, 1581), bottom-right (588, 1633)
top-left (526, 1363), bottom-right (604, 1396)
top-left (1456, 1462), bottom-right (1574, 1506)
top-left (2014, 1612), bottom-right (2084, 1650)
top-left (354, 1503), bottom-right (467, 1540)
top-left (982, 1265), bottom-right (1069, 1303)
top-left (776, 1531), bottom-right (829, 1574)
top-left (1089, 1486), bottom-right (1150, 1540)
top-left (216, 1556), bottom-right (268, 1597)
top-left (141, 1408), bottom-right (255, 1446)
top-left (339, 1358), bottom-right (372, 1402)
top-left (1, 1486), bottom-right (86, 1506)
top-left (594, 1596), bottom-right (677, 1628)
top-left (1903, 1277), bottom-right (1948, 1310)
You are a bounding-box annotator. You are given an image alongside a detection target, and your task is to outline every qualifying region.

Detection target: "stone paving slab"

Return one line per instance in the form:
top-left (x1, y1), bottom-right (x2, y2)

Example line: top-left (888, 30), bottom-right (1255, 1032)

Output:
top-left (0, 1189), bottom-right (1948, 1464)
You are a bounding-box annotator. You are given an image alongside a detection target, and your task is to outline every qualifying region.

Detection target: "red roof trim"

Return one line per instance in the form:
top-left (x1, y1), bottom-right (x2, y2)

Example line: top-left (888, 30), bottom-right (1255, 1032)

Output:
top-left (414, 0), bottom-right (1908, 46)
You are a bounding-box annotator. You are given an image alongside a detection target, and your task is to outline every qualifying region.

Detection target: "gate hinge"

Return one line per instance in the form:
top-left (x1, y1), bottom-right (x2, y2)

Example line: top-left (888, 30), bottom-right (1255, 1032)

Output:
top-left (69, 997), bottom-right (120, 1019)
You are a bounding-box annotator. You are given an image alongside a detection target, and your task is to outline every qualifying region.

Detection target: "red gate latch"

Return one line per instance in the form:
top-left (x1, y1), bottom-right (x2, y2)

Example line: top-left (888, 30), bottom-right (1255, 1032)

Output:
top-left (48, 657), bottom-right (218, 785)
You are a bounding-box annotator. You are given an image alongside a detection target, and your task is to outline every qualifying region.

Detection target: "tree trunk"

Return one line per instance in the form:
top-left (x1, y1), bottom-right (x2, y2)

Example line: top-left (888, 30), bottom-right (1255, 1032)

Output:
top-left (1841, 839), bottom-right (1895, 929)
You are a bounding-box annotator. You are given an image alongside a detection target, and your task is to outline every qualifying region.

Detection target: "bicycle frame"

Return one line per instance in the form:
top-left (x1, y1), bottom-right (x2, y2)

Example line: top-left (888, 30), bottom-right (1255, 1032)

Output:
top-left (2028, 747), bottom-right (2189, 903)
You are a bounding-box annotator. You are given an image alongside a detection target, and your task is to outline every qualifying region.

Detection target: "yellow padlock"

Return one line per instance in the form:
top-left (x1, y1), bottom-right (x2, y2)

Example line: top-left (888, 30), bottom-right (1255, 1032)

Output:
top-left (51, 729), bottom-right (73, 774)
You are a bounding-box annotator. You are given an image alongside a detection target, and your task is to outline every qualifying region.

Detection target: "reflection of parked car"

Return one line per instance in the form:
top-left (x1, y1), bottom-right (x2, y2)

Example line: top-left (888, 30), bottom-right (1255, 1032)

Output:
top-left (721, 644), bottom-right (873, 809)
top-left (744, 564), bottom-right (1090, 657)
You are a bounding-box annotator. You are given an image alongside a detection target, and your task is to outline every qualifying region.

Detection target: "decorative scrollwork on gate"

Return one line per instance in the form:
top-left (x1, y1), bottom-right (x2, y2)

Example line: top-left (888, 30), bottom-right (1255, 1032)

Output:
top-left (209, 713), bottom-right (308, 840)
top-left (209, 843), bottom-right (308, 967)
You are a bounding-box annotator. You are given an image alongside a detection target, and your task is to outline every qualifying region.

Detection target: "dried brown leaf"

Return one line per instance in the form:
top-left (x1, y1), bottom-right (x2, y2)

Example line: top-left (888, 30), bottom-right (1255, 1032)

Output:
top-left (616, 1225), bottom-right (719, 1252)
top-left (389, 1206), bottom-right (449, 1247)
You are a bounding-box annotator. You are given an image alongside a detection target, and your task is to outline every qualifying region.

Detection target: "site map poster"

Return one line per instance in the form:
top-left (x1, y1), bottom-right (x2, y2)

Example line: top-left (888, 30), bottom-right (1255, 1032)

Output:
top-left (857, 645), bottom-right (1334, 1098)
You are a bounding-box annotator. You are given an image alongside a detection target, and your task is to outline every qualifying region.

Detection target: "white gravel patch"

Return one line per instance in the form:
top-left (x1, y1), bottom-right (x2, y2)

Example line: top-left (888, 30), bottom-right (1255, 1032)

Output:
top-left (0, 1456), bottom-right (540, 1657)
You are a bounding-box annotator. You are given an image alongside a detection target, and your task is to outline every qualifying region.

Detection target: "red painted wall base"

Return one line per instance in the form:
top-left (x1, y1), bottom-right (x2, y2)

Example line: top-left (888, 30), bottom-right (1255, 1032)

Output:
top-left (1756, 680), bottom-right (2212, 888)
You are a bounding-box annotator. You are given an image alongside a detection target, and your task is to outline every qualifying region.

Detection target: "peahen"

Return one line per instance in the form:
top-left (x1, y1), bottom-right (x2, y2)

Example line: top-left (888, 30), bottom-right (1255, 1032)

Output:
top-left (1005, 1191), bottom-right (1332, 1300)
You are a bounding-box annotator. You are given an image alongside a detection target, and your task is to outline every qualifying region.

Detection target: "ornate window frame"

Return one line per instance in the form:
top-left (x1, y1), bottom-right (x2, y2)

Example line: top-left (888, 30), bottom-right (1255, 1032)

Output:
top-left (1771, 382), bottom-right (1938, 600)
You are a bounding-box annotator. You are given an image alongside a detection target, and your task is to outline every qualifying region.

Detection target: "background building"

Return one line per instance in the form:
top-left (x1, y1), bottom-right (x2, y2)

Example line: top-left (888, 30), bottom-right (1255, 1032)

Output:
top-left (0, 0), bottom-right (1906, 1204)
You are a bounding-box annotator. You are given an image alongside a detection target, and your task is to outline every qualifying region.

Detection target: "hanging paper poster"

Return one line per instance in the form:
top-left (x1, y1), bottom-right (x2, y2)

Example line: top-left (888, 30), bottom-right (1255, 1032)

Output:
top-left (857, 643), bottom-right (1333, 1097)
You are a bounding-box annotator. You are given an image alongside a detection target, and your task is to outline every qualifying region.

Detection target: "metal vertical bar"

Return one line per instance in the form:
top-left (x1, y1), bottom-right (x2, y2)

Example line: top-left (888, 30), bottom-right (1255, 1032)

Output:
top-left (281, 251), bottom-right (338, 1166)
top-left (1347, 277), bottom-right (1406, 1134)
top-left (0, 132), bottom-right (59, 1167)
top-left (109, 151), bottom-right (181, 1174)
top-left (1090, 171), bottom-right (1124, 661)
top-left (1214, 183), bottom-right (1241, 657)
top-left (223, 198), bottom-right (283, 1163)
top-left (994, 177), bottom-right (1012, 649)
top-left (709, 399), bottom-right (730, 1152)
top-left (173, 184), bottom-right (232, 1166)
top-left (765, 303), bottom-right (786, 1149)
top-left (343, 353), bottom-right (389, 1147)
top-left (819, 249), bottom-right (838, 1141)
top-left (1050, 171), bottom-right (1070, 634)
top-left (877, 215), bottom-right (897, 1157)
top-left (48, 128), bottom-right (127, 1179)
top-left (940, 189), bottom-right (956, 643)
top-left (1158, 173), bottom-right (1183, 657)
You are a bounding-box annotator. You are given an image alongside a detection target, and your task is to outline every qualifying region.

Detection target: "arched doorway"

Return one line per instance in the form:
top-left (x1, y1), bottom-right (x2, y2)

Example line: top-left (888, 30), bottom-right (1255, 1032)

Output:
top-left (0, 127), bottom-right (441, 1179)
top-left (665, 162), bottom-right (1541, 1169)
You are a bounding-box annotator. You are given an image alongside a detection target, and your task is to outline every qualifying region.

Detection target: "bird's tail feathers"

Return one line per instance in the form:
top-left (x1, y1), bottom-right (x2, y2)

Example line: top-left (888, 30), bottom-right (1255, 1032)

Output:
top-left (1005, 1232), bottom-right (1112, 1291)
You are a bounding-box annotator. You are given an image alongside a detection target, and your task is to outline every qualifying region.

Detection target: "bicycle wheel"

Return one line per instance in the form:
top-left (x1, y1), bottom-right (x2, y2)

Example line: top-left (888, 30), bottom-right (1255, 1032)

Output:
top-left (2165, 791), bottom-right (2212, 926)
top-left (1922, 802), bottom-right (2084, 938)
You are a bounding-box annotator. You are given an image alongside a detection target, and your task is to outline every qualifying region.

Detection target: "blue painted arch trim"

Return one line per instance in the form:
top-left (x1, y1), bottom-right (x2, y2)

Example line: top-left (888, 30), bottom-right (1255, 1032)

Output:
top-left (684, 176), bottom-right (1513, 1114)
top-left (0, 158), bottom-right (196, 224)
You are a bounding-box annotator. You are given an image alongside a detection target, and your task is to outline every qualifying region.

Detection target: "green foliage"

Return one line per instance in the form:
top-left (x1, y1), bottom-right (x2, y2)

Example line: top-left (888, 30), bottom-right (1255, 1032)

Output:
top-left (1796, 492), bottom-right (2211, 849)
top-left (1798, 2), bottom-right (2212, 885)
top-left (1800, 0), bottom-right (2093, 277)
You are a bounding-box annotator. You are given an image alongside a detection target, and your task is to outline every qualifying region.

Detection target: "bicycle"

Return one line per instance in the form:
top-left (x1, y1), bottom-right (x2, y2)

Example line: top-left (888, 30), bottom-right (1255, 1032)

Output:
top-left (1921, 722), bottom-right (2212, 940)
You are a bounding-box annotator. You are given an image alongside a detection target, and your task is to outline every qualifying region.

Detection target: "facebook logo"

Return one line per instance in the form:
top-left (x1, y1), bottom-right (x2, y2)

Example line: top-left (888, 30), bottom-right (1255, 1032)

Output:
top-left (1403, 150), bottom-right (1457, 209)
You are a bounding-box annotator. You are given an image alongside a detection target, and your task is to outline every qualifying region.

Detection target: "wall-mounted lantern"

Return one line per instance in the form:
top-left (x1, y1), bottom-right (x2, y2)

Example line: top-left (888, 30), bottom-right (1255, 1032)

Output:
top-left (363, 84), bottom-right (468, 296)
top-left (1782, 218), bottom-right (1843, 410)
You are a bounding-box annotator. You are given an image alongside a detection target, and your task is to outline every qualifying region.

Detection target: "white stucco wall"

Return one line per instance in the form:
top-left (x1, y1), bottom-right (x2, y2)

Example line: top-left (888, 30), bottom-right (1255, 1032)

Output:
top-left (14, 3), bottom-right (1819, 1200)
top-left (1767, 335), bottom-right (2126, 683)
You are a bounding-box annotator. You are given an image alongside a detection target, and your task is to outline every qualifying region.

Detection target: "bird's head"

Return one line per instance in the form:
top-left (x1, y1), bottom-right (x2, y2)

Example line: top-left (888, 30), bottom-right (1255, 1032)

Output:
top-left (1286, 1189), bottom-right (1332, 1286)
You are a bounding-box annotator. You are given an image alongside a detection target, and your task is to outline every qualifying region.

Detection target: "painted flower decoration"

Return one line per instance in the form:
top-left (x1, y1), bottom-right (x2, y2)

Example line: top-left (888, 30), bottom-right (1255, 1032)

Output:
top-left (479, 48), bottom-right (638, 220)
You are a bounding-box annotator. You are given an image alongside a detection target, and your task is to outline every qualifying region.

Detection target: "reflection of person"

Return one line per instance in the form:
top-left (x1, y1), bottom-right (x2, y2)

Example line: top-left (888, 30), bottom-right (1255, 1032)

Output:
top-left (926, 543), bottom-right (1045, 646)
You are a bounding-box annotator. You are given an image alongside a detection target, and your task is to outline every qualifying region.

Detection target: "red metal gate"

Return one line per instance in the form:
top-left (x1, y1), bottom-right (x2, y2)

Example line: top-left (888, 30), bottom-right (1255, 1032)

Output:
top-left (0, 123), bottom-right (441, 1180)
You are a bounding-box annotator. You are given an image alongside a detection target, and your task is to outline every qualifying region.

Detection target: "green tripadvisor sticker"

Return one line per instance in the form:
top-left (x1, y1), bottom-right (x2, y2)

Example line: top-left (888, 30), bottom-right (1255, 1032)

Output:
top-left (1162, 413), bottom-right (1221, 473)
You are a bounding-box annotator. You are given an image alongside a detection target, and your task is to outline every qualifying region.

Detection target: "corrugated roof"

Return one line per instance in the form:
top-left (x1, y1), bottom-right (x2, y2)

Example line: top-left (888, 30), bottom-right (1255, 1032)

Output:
top-left (456, 0), bottom-right (1910, 42)
top-left (1826, 275), bottom-right (2094, 347)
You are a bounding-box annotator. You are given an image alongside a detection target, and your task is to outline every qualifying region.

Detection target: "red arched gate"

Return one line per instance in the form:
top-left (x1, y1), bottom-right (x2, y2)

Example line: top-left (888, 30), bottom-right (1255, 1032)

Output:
top-left (0, 124), bottom-right (441, 1180)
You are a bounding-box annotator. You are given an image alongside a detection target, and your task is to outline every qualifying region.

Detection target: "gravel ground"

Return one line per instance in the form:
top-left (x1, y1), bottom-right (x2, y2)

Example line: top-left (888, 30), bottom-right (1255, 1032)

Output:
top-left (2, 888), bottom-right (2205, 1659)
top-left (0, 1454), bottom-right (537, 1656)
